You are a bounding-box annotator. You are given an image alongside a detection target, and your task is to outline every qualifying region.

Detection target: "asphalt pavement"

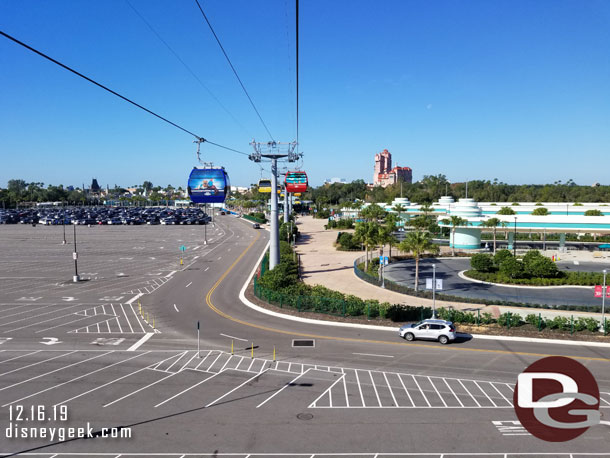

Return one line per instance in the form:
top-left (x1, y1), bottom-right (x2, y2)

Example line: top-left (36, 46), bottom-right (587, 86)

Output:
top-left (1, 216), bottom-right (609, 456)
top-left (384, 257), bottom-right (610, 307)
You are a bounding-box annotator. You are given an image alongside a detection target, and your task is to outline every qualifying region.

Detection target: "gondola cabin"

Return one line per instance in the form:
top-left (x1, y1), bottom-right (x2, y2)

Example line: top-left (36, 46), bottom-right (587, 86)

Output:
top-left (187, 167), bottom-right (230, 204)
top-left (285, 171), bottom-right (308, 193)
top-left (258, 179), bottom-right (272, 193)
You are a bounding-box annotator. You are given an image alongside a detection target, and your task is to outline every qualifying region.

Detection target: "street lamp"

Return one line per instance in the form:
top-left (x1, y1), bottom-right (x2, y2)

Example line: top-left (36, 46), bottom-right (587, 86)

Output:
top-left (432, 263), bottom-right (437, 318)
top-left (513, 216), bottom-right (517, 257)
top-left (603, 269), bottom-right (607, 330)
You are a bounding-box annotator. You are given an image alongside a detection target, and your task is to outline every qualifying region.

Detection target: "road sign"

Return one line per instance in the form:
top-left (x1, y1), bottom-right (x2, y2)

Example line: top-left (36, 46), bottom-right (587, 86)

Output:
top-left (594, 285), bottom-right (610, 298)
top-left (379, 256), bottom-right (389, 265)
top-left (426, 278), bottom-right (443, 290)
top-left (180, 245), bottom-right (186, 252)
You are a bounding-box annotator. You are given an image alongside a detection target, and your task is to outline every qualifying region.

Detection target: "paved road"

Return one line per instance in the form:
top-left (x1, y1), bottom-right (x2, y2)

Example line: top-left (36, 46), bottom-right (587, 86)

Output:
top-left (384, 257), bottom-right (610, 307)
top-left (1, 217), bottom-right (609, 456)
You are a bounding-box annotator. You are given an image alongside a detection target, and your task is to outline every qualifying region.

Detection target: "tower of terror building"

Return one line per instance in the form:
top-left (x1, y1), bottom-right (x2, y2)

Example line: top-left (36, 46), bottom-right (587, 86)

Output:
top-left (373, 149), bottom-right (412, 187)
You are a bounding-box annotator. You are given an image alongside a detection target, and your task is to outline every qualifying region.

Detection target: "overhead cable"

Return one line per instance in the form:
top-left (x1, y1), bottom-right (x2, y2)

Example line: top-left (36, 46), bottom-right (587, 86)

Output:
top-left (0, 30), bottom-right (249, 156)
top-left (193, 0), bottom-right (275, 142)
top-left (125, 0), bottom-right (252, 138)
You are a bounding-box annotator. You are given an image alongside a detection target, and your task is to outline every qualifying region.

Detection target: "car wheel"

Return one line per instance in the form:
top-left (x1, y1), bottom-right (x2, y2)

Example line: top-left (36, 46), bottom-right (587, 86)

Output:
top-left (438, 335), bottom-right (449, 345)
top-left (404, 332), bottom-right (415, 341)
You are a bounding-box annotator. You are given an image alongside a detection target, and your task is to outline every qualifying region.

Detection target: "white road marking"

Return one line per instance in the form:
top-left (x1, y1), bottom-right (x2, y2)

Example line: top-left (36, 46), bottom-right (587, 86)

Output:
top-left (126, 293), bottom-right (144, 305)
top-left (220, 333), bottom-right (248, 342)
top-left (104, 372), bottom-right (178, 407)
top-left (213, 369), bottom-right (269, 408)
top-left (55, 352), bottom-right (179, 405)
top-left (127, 332), bottom-right (154, 351)
top-left (352, 352), bottom-right (394, 358)
top-left (185, 282), bottom-right (192, 288)
top-left (308, 372), bottom-right (346, 409)
top-left (0, 351), bottom-right (73, 377)
top-left (166, 271), bottom-right (177, 278)
top-left (0, 350), bottom-right (40, 365)
top-left (173, 304), bottom-right (180, 313)
top-left (3, 352), bottom-right (146, 407)
top-left (155, 372), bottom-right (221, 408)
top-left (204, 267), bottom-right (210, 272)
top-left (0, 351), bottom-right (110, 392)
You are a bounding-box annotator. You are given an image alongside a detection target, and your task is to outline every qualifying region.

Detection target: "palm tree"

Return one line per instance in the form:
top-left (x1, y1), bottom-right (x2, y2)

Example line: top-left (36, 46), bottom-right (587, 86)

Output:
top-left (354, 222), bottom-right (379, 271)
top-left (481, 217), bottom-right (506, 253)
top-left (441, 215), bottom-right (468, 256)
top-left (392, 203), bottom-right (406, 224)
top-left (383, 213), bottom-right (399, 258)
top-left (398, 231), bottom-right (439, 291)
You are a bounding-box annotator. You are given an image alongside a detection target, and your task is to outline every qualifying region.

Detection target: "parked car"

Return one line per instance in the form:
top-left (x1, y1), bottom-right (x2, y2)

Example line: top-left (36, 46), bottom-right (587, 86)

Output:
top-left (398, 319), bottom-right (456, 344)
top-left (252, 223), bottom-right (260, 229)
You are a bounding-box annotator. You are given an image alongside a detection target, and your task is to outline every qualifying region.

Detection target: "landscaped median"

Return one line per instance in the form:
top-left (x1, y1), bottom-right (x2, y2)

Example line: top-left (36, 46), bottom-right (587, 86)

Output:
top-left (249, 242), bottom-right (609, 341)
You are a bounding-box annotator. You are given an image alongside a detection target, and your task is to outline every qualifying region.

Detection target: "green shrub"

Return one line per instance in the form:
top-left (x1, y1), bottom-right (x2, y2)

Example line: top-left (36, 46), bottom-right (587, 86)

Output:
top-left (548, 316), bottom-right (570, 331)
top-left (576, 317), bottom-right (599, 332)
top-left (531, 207), bottom-right (549, 216)
top-left (494, 249), bottom-right (513, 267)
top-left (480, 312), bottom-right (494, 324)
top-left (584, 209), bottom-right (603, 216)
top-left (524, 256), bottom-right (558, 278)
top-left (497, 312), bottom-right (523, 327)
top-left (471, 253), bottom-right (494, 272)
top-left (499, 257), bottom-right (524, 278)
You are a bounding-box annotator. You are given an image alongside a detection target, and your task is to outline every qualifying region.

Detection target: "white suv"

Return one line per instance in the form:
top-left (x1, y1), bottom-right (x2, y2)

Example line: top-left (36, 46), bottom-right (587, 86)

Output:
top-left (398, 319), bottom-right (456, 344)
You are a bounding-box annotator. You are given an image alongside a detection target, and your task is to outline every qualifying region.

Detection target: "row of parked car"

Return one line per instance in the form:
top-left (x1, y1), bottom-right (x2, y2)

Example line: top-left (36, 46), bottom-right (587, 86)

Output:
top-left (0, 207), bottom-right (213, 226)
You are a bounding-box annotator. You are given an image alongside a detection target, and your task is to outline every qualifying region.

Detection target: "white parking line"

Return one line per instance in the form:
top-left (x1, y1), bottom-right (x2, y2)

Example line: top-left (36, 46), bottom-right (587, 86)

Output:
top-left (3, 352), bottom-right (146, 407)
top-left (155, 372), bottom-right (221, 408)
top-left (0, 350), bottom-right (40, 365)
top-left (220, 333), bottom-right (248, 342)
top-left (213, 369), bottom-right (268, 408)
top-left (56, 352), bottom-right (179, 405)
top-left (0, 351), bottom-right (77, 378)
top-left (104, 371), bottom-right (178, 408)
top-left (352, 352), bottom-right (394, 358)
top-left (0, 351), bottom-right (110, 393)
top-left (127, 332), bottom-right (154, 351)
top-left (185, 282), bottom-right (193, 288)
top-left (174, 304), bottom-right (180, 313)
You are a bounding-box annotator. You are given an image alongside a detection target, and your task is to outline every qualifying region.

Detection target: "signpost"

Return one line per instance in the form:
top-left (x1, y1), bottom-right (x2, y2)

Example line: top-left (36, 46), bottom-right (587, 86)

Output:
top-left (425, 264), bottom-right (443, 318)
top-left (180, 245), bottom-right (186, 266)
top-left (197, 320), bottom-right (200, 358)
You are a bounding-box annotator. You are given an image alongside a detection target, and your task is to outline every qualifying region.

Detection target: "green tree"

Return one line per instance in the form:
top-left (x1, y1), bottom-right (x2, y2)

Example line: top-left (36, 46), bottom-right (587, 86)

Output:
top-left (499, 256), bottom-right (524, 279)
top-left (497, 207), bottom-right (516, 215)
top-left (441, 215), bottom-right (468, 256)
top-left (354, 222), bottom-right (379, 271)
top-left (531, 207), bottom-right (549, 216)
top-left (398, 231), bottom-right (439, 291)
top-left (392, 203), bottom-right (407, 224)
top-left (481, 217), bottom-right (506, 253)
top-left (584, 209), bottom-right (603, 216)
top-left (494, 249), bottom-right (513, 267)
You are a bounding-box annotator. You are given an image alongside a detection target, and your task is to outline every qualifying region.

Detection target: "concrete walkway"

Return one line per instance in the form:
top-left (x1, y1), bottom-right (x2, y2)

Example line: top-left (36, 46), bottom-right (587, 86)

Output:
top-left (294, 216), bottom-right (607, 321)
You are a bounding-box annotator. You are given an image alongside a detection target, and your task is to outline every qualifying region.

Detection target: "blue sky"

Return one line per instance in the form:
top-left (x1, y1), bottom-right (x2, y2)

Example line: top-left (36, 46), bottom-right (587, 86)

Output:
top-left (1, 0), bottom-right (609, 189)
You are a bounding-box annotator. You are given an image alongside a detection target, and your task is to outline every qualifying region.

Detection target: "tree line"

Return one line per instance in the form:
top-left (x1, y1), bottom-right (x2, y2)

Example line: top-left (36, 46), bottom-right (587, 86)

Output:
top-left (303, 175), bottom-right (610, 206)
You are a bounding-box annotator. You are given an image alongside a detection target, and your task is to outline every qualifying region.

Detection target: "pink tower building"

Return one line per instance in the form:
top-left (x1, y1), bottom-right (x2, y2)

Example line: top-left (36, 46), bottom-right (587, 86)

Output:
top-left (373, 149), bottom-right (412, 187)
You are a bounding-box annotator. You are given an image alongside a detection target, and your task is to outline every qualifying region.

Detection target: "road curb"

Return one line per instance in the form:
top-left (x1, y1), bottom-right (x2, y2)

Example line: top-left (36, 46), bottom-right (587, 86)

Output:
top-left (238, 243), bottom-right (610, 347)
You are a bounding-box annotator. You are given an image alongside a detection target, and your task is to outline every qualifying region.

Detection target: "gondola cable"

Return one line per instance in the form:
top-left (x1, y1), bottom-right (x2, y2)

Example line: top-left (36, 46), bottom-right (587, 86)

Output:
top-left (0, 30), bottom-right (249, 156)
top-left (193, 0), bottom-right (275, 142)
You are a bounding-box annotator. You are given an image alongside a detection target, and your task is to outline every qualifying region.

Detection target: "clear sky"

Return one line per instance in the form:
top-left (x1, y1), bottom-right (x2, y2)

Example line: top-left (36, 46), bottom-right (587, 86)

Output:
top-left (1, 0), bottom-right (609, 189)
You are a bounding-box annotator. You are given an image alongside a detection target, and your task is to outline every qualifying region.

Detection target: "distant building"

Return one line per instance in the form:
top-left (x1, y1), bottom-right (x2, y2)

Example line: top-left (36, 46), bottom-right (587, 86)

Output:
top-left (90, 178), bottom-right (101, 194)
top-left (373, 149), bottom-right (412, 188)
top-left (324, 177), bottom-right (347, 185)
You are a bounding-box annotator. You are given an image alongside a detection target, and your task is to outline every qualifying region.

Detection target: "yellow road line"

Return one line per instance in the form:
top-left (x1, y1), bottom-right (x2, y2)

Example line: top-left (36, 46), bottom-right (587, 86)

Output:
top-left (205, 233), bottom-right (610, 363)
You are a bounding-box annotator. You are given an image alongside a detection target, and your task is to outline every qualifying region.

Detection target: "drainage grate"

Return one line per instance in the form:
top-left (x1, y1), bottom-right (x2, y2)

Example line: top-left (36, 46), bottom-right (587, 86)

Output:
top-left (292, 339), bottom-right (315, 348)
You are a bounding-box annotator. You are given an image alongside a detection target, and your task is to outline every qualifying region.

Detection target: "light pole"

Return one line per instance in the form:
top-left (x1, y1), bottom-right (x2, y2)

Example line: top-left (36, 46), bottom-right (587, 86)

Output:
top-left (513, 216), bottom-right (517, 257)
top-left (62, 202), bottom-right (66, 245)
top-left (432, 263), bottom-right (437, 318)
top-left (603, 269), bottom-right (607, 329)
top-left (72, 224), bottom-right (79, 282)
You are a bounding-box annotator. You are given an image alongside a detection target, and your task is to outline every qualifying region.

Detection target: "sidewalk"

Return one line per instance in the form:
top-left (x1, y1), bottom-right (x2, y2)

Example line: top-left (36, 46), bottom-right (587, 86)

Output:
top-left (293, 216), bottom-right (605, 320)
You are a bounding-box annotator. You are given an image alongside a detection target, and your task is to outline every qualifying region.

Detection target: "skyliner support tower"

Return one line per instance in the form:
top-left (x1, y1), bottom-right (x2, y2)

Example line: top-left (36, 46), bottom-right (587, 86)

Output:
top-left (249, 140), bottom-right (300, 270)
